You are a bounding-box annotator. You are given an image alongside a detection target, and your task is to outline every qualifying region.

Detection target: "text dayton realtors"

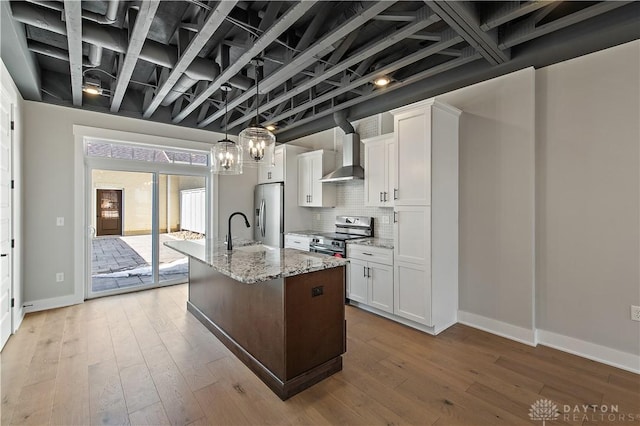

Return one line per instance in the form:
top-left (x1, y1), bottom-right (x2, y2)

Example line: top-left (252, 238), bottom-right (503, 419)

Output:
top-left (562, 404), bottom-right (639, 423)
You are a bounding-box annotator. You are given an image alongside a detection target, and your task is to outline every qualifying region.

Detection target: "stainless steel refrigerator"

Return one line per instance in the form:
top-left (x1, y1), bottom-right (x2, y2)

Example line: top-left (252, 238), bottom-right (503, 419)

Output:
top-left (254, 182), bottom-right (284, 248)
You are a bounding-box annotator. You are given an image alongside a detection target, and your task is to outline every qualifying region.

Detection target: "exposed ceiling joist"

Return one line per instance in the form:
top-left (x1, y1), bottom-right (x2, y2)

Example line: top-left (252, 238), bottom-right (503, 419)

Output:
top-left (500, 1), bottom-right (632, 49)
top-left (217, 6), bottom-right (440, 130)
top-left (372, 11), bottom-right (417, 22)
top-left (143, 1), bottom-right (237, 118)
top-left (63, 0), bottom-right (83, 106)
top-left (264, 30), bottom-right (464, 127)
top-left (110, 1), bottom-right (161, 112)
top-left (279, 48), bottom-right (482, 132)
top-left (198, 1), bottom-right (394, 128)
top-left (258, 1), bottom-right (394, 94)
top-left (171, 1), bottom-right (316, 124)
top-left (480, 1), bottom-right (551, 31)
top-left (425, 0), bottom-right (509, 65)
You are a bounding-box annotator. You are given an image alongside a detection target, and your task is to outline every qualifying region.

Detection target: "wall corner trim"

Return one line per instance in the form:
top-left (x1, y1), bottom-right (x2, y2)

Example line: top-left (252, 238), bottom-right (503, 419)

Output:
top-left (457, 310), bottom-right (537, 346)
top-left (23, 294), bottom-right (83, 314)
top-left (537, 329), bottom-right (640, 374)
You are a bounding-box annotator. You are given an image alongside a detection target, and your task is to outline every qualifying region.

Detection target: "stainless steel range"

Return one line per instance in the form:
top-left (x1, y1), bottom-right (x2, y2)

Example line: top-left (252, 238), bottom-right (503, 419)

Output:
top-left (309, 216), bottom-right (374, 257)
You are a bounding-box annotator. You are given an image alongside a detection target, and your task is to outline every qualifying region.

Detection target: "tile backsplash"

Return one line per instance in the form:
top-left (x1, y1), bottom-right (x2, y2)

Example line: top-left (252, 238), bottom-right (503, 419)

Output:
top-left (311, 180), bottom-right (394, 239)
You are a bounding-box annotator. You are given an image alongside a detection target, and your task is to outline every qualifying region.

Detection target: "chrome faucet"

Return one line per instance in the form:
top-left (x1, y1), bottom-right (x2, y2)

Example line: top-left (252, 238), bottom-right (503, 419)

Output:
top-left (227, 212), bottom-right (250, 251)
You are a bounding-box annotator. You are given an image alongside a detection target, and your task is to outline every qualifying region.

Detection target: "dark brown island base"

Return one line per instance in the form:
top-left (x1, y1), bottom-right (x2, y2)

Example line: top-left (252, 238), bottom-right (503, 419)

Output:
top-left (164, 240), bottom-right (348, 400)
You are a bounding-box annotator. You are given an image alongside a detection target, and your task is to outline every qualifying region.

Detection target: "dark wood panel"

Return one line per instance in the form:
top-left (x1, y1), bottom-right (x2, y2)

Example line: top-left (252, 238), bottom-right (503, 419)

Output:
top-left (285, 266), bottom-right (346, 379)
top-left (188, 259), bottom-right (285, 379)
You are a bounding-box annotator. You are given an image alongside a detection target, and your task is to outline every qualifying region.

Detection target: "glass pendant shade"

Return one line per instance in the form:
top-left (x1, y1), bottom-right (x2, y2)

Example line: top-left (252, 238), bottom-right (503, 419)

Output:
top-left (239, 124), bottom-right (276, 166)
top-left (211, 139), bottom-right (243, 175)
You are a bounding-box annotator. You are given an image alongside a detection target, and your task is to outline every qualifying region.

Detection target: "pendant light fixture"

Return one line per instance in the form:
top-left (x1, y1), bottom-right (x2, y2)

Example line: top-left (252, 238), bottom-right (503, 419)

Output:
top-left (212, 84), bottom-right (243, 175)
top-left (239, 58), bottom-right (275, 166)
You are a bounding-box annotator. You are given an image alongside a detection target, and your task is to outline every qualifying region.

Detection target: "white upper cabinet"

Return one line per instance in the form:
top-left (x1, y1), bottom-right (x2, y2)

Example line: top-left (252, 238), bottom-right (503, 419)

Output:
top-left (363, 134), bottom-right (394, 207)
top-left (297, 150), bottom-right (336, 207)
top-left (393, 107), bottom-right (432, 206)
top-left (258, 145), bottom-right (285, 183)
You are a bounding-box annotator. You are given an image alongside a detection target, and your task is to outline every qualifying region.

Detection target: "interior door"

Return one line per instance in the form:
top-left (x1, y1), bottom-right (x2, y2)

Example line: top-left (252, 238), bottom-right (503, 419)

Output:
top-left (96, 189), bottom-right (122, 236)
top-left (0, 84), bottom-right (12, 349)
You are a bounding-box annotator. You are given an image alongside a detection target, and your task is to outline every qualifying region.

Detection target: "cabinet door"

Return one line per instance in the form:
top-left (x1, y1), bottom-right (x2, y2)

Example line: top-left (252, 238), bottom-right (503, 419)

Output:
top-left (364, 141), bottom-right (385, 207)
top-left (271, 148), bottom-right (284, 182)
top-left (394, 206), bottom-right (430, 265)
top-left (297, 156), bottom-right (310, 206)
top-left (394, 261), bottom-right (431, 326)
top-left (394, 108), bottom-right (431, 206)
top-left (368, 262), bottom-right (393, 313)
top-left (309, 154), bottom-right (322, 206)
top-left (347, 258), bottom-right (368, 304)
top-left (259, 148), bottom-right (284, 183)
top-left (385, 139), bottom-right (395, 206)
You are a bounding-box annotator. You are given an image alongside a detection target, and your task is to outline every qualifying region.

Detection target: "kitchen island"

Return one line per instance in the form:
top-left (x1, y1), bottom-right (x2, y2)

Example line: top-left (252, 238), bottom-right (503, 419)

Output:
top-left (164, 239), bottom-right (348, 400)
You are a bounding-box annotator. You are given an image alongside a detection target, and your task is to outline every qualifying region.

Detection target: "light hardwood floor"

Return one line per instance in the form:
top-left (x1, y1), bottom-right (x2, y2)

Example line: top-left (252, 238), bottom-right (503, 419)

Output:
top-left (1, 284), bottom-right (638, 425)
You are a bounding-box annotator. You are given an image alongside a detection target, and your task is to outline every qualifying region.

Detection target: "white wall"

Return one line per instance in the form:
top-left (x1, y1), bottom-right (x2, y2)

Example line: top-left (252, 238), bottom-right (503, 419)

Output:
top-left (440, 68), bottom-right (537, 334)
top-left (536, 40), bottom-right (640, 355)
top-left (22, 101), bottom-right (254, 303)
top-left (1, 59), bottom-right (24, 331)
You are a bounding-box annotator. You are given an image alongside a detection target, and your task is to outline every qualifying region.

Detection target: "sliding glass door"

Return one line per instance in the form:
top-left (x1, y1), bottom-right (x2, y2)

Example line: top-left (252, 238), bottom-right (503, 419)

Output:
top-left (84, 140), bottom-right (211, 299)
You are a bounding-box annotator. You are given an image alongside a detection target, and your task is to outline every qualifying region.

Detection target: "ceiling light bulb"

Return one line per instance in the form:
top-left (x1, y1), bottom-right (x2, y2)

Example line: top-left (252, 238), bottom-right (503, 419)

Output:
top-left (265, 124), bottom-right (276, 131)
top-left (374, 76), bottom-right (390, 87)
top-left (82, 85), bottom-right (102, 95)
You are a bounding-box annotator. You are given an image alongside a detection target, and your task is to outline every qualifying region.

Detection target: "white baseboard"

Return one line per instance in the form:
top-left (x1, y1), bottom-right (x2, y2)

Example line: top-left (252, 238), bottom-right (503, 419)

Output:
top-left (22, 294), bottom-right (83, 313)
top-left (457, 310), bottom-right (537, 346)
top-left (537, 329), bottom-right (640, 374)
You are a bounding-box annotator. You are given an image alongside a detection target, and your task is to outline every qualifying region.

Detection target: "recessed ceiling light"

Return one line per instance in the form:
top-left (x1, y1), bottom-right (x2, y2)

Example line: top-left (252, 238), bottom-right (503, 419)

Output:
top-left (82, 77), bottom-right (103, 95)
top-left (373, 76), bottom-right (390, 87)
top-left (265, 124), bottom-right (276, 131)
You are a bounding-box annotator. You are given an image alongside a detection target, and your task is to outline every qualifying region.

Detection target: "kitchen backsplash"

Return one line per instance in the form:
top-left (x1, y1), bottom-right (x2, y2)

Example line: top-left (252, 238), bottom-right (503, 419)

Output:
top-left (311, 180), bottom-right (394, 239)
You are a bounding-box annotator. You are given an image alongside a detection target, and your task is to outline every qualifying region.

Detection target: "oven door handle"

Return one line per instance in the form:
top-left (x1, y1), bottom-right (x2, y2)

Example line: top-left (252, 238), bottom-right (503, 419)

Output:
top-left (310, 246), bottom-right (340, 256)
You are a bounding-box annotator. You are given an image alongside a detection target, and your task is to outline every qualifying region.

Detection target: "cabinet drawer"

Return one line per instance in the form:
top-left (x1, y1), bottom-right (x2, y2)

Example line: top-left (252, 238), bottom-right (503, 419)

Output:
top-left (285, 235), bottom-right (311, 251)
top-left (347, 245), bottom-right (393, 265)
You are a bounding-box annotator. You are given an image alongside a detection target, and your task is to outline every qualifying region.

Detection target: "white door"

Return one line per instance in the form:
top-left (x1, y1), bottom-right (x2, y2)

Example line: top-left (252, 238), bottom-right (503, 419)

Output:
top-left (394, 261), bottom-right (432, 326)
top-left (394, 206), bottom-right (430, 265)
top-left (385, 138), bottom-right (395, 206)
top-left (346, 258), bottom-right (368, 304)
top-left (0, 85), bottom-right (13, 349)
top-left (270, 147), bottom-right (284, 182)
top-left (309, 153), bottom-right (323, 206)
top-left (297, 155), bottom-right (310, 206)
top-left (364, 141), bottom-right (385, 206)
top-left (394, 108), bottom-right (431, 206)
top-left (368, 262), bottom-right (393, 313)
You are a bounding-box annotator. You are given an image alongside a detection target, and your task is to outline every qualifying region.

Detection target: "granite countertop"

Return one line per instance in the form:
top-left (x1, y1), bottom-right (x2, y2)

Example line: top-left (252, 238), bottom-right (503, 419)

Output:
top-left (164, 239), bottom-right (348, 284)
top-left (347, 238), bottom-right (394, 250)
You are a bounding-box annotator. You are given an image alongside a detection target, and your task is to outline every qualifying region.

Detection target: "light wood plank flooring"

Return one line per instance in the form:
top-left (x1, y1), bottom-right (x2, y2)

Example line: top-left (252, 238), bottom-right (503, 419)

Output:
top-left (1, 284), bottom-right (638, 425)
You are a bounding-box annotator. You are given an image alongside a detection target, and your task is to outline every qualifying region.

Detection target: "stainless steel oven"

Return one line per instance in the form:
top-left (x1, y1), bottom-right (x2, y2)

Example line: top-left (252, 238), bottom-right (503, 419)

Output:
top-left (308, 216), bottom-right (374, 258)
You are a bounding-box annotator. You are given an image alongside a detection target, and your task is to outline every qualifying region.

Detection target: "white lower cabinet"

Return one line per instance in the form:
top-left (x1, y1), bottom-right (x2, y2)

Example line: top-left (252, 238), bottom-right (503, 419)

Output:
top-left (394, 261), bottom-right (431, 325)
top-left (347, 245), bottom-right (393, 314)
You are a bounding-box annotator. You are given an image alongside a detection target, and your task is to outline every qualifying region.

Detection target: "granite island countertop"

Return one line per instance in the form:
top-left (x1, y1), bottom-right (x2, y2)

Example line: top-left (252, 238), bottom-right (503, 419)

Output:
top-left (164, 239), bottom-right (348, 284)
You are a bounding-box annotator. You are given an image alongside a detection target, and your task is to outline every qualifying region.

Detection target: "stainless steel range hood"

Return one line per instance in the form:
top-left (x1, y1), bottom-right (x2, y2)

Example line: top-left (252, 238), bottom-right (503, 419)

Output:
top-left (320, 112), bottom-right (364, 182)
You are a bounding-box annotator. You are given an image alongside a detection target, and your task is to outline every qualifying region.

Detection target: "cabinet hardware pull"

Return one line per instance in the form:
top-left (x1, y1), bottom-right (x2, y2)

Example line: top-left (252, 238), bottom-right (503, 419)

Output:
top-left (0, 254), bottom-right (6, 257)
top-left (363, 266), bottom-right (366, 277)
top-left (393, 211), bottom-right (398, 223)
top-left (379, 192), bottom-right (383, 202)
top-left (363, 253), bottom-right (372, 256)
top-left (384, 192), bottom-right (388, 202)
top-left (394, 188), bottom-right (398, 200)
top-left (367, 267), bottom-right (371, 278)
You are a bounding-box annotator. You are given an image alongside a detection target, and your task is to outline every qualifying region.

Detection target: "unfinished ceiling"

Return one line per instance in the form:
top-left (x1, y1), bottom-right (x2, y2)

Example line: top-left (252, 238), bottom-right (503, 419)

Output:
top-left (2, 1), bottom-right (639, 141)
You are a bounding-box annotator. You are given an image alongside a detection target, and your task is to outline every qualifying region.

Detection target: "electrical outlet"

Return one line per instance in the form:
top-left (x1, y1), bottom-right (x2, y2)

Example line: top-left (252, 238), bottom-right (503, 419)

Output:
top-left (631, 305), bottom-right (640, 322)
top-left (56, 272), bottom-right (64, 282)
top-left (56, 217), bottom-right (64, 226)
top-left (382, 215), bottom-right (390, 224)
